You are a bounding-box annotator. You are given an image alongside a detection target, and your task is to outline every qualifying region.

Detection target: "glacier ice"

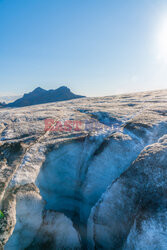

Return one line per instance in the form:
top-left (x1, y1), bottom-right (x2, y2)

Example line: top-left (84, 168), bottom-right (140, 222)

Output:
top-left (0, 89), bottom-right (167, 249)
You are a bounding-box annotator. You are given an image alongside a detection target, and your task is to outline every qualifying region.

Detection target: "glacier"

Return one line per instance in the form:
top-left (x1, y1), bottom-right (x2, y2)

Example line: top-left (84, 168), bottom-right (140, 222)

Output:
top-left (0, 89), bottom-right (167, 249)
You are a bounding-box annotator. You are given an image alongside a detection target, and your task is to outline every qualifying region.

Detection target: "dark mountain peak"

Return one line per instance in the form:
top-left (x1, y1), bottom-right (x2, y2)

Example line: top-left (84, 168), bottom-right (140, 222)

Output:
top-left (23, 87), bottom-right (46, 98)
top-left (57, 86), bottom-right (69, 90)
top-left (32, 87), bottom-right (46, 93)
top-left (8, 86), bottom-right (85, 107)
top-left (55, 86), bottom-right (71, 93)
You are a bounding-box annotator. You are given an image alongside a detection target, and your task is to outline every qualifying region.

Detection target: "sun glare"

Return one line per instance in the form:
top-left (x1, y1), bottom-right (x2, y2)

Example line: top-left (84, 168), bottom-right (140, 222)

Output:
top-left (155, 14), bottom-right (167, 63)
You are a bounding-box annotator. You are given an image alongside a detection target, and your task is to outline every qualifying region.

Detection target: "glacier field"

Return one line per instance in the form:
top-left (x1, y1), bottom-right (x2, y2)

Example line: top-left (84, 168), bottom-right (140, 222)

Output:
top-left (0, 89), bottom-right (167, 249)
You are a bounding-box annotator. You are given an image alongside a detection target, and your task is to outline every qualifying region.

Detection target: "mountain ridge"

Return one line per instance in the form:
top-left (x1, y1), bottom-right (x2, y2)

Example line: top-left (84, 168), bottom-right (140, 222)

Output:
top-left (7, 86), bottom-right (85, 107)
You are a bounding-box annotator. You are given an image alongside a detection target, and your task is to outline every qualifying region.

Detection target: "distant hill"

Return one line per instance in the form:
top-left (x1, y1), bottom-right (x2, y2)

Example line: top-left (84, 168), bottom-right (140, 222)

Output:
top-left (7, 86), bottom-right (85, 107)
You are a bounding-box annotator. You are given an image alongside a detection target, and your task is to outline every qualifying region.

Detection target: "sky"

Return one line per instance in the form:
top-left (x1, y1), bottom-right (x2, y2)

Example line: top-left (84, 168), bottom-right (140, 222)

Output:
top-left (0, 0), bottom-right (167, 97)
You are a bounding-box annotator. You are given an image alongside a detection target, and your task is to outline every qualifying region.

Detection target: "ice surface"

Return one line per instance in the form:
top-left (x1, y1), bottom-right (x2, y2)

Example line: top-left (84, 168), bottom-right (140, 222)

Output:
top-left (5, 191), bottom-right (44, 250)
top-left (88, 135), bottom-right (167, 249)
top-left (0, 89), bottom-right (167, 248)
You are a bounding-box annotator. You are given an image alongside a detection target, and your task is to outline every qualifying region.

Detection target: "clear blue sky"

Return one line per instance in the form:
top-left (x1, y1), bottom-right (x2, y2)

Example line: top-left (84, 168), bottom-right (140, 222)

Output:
top-left (1, 0), bottom-right (167, 97)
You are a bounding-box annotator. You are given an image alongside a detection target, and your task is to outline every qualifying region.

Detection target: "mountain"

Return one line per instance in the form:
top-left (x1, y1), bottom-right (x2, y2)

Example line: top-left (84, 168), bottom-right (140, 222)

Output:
top-left (7, 86), bottom-right (85, 107)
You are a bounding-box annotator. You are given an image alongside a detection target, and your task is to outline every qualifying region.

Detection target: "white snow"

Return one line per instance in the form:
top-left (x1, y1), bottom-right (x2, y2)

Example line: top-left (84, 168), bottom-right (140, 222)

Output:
top-left (5, 192), bottom-right (45, 250)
